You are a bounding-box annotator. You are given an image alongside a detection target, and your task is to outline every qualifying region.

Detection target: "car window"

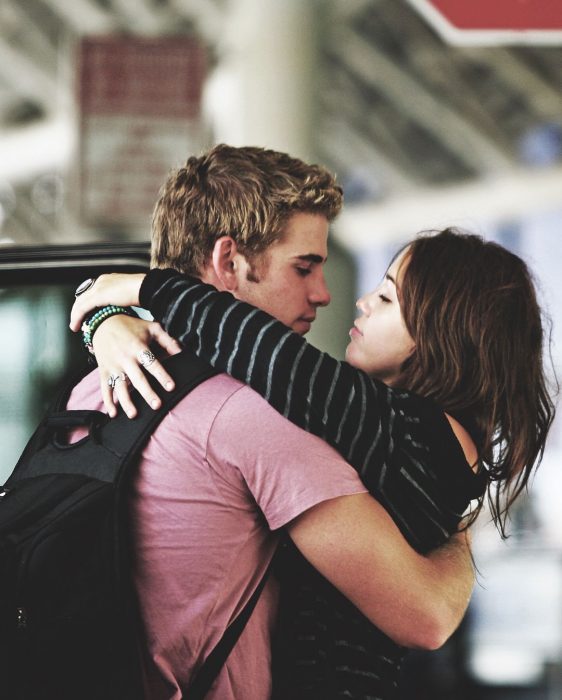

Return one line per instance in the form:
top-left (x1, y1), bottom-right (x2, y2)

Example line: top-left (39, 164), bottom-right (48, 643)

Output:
top-left (0, 243), bottom-right (150, 485)
top-left (0, 282), bottom-right (87, 483)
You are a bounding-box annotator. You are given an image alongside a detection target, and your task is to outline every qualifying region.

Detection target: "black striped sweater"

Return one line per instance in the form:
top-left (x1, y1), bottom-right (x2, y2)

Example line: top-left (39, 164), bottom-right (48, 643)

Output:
top-left (139, 269), bottom-right (486, 699)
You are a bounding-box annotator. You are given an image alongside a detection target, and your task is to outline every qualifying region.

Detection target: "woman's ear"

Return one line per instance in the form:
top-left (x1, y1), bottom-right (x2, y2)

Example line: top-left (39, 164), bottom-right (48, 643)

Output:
top-left (211, 237), bottom-right (240, 292)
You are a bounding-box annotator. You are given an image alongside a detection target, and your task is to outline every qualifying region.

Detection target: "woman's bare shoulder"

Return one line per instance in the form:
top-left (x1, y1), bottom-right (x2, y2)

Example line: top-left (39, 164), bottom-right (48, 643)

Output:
top-left (445, 414), bottom-right (479, 472)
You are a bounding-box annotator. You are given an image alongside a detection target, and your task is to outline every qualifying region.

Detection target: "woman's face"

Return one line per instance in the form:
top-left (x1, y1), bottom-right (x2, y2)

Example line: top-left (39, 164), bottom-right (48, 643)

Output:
top-left (345, 248), bottom-right (415, 385)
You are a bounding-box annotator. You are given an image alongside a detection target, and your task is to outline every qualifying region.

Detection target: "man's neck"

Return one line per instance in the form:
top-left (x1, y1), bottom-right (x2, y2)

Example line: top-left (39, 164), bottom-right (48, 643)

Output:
top-left (199, 267), bottom-right (226, 291)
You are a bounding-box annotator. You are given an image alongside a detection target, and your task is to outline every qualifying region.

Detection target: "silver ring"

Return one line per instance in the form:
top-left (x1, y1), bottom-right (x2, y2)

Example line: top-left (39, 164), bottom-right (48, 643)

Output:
top-left (138, 349), bottom-right (156, 368)
top-left (107, 372), bottom-right (127, 389)
top-left (75, 277), bottom-right (97, 297)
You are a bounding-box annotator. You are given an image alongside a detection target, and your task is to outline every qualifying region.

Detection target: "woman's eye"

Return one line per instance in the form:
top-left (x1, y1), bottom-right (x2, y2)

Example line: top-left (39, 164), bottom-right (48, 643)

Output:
top-left (378, 294), bottom-right (391, 303)
top-left (296, 267), bottom-right (312, 277)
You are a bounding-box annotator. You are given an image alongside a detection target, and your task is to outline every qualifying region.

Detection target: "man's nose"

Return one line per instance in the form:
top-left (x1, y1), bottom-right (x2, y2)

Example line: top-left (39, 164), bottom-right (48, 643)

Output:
top-left (310, 273), bottom-right (331, 307)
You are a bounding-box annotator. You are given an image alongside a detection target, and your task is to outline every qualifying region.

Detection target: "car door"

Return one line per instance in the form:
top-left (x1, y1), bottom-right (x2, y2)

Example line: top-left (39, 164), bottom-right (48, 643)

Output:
top-left (0, 242), bottom-right (150, 484)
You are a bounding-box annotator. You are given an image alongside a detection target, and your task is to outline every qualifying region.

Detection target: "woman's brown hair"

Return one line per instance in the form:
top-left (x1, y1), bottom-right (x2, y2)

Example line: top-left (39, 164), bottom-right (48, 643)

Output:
top-left (397, 228), bottom-right (556, 536)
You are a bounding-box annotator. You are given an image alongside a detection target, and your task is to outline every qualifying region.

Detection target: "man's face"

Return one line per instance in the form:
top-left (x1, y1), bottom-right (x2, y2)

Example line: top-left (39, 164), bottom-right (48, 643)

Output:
top-left (234, 212), bottom-right (331, 334)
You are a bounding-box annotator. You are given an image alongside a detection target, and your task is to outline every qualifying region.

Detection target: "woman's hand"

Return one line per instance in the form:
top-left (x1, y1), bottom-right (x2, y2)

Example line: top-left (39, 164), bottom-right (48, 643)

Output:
top-left (92, 314), bottom-right (182, 419)
top-left (69, 273), bottom-right (146, 332)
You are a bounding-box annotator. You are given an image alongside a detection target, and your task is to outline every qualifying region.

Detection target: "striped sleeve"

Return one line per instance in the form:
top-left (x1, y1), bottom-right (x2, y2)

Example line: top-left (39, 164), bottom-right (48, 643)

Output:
top-left (140, 269), bottom-right (485, 551)
top-left (141, 269), bottom-right (393, 465)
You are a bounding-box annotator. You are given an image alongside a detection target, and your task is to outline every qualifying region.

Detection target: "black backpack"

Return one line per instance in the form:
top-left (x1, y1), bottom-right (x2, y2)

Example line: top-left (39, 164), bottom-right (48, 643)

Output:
top-left (0, 351), bottom-right (268, 700)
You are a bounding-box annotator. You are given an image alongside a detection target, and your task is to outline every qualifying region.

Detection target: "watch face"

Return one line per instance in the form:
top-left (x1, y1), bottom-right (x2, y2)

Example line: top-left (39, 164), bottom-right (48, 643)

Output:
top-left (75, 278), bottom-right (96, 297)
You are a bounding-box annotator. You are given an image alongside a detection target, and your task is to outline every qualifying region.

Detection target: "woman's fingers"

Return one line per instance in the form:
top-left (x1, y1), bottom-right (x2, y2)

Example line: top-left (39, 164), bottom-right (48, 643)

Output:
top-left (137, 347), bottom-right (175, 393)
top-left (103, 365), bottom-right (151, 419)
top-left (106, 350), bottom-right (174, 419)
top-left (123, 359), bottom-right (165, 413)
top-left (101, 371), bottom-right (120, 418)
top-left (112, 371), bottom-right (139, 419)
top-left (149, 322), bottom-right (183, 357)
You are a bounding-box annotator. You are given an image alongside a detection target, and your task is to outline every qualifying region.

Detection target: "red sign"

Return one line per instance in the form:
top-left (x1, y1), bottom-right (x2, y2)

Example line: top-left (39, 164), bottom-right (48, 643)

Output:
top-left (79, 37), bottom-right (206, 120)
top-left (78, 36), bottom-right (207, 229)
top-left (408, 0), bottom-right (562, 44)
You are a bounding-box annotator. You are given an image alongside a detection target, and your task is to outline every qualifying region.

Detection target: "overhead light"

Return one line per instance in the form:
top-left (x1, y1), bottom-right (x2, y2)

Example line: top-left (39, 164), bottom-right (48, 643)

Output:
top-left (0, 116), bottom-right (74, 184)
top-left (468, 646), bottom-right (544, 686)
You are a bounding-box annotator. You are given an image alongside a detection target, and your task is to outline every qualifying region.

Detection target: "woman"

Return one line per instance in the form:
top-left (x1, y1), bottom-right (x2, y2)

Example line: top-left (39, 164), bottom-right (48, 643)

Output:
top-left (71, 228), bottom-right (555, 698)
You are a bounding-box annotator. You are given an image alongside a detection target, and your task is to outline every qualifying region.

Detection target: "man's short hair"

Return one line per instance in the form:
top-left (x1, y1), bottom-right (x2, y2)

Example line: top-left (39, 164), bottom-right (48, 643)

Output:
top-left (151, 144), bottom-right (343, 274)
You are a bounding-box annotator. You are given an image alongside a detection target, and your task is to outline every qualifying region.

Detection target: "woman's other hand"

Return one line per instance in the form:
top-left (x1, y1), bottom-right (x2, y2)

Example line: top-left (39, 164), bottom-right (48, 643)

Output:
top-left (93, 314), bottom-right (182, 419)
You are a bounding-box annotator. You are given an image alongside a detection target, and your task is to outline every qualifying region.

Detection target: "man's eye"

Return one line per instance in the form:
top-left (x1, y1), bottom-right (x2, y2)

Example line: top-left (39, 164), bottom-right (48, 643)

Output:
top-left (296, 267), bottom-right (312, 277)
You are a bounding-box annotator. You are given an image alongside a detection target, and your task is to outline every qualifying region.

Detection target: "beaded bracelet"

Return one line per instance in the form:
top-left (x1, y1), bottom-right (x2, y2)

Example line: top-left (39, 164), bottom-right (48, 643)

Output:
top-left (81, 305), bottom-right (137, 354)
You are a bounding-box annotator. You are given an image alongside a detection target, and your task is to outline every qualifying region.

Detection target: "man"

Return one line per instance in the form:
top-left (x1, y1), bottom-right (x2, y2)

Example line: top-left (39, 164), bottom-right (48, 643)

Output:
top-left (69, 145), bottom-right (474, 699)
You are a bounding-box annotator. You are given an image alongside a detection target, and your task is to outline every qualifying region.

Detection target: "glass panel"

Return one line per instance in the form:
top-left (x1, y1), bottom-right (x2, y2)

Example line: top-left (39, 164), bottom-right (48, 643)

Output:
top-left (0, 283), bottom-right (86, 484)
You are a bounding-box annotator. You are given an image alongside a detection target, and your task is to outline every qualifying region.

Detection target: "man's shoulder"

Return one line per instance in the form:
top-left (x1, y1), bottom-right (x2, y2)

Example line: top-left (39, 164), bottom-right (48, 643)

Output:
top-left (67, 368), bottom-right (104, 411)
top-left (68, 368), bottom-right (246, 412)
top-left (205, 379), bottom-right (366, 531)
top-left (171, 372), bottom-right (258, 424)
top-left (188, 372), bottom-right (249, 401)
top-left (206, 379), bottom-right (351, 460)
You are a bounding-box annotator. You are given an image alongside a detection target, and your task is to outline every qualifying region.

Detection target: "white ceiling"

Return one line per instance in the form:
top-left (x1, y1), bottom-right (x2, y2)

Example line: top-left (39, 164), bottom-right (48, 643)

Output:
top-left (0, 0), bottom-right (561, 246)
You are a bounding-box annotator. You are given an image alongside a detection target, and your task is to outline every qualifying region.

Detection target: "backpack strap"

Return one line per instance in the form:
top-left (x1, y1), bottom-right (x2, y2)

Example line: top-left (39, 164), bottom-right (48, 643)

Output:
top-left (186, 562), bottom-right (272, 700)
top-left (134, 353), bottom-right (274, 699)
top-left (7, 350), bottom-right (271, 698)
top-left (5, 351), bottom-right (218, 486)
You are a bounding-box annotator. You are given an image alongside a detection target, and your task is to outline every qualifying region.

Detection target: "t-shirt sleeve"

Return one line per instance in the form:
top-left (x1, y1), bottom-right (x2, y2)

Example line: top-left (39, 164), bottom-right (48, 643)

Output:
top-left (204, 385), bottom-right (368, 531)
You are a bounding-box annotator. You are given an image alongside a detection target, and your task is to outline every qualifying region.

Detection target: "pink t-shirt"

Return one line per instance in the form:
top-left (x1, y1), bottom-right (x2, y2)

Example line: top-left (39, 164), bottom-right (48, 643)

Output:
top-left (68, 370), bottom-right (366, 700)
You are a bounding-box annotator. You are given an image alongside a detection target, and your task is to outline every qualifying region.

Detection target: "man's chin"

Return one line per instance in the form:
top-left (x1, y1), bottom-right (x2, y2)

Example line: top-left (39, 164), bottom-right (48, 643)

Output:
top-left (292, 319), bottom-right (312, 335)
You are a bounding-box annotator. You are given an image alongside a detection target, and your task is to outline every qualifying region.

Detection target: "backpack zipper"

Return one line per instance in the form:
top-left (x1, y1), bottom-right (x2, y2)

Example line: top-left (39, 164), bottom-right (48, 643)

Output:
top-left (16, 605), bottom-right (27, 630)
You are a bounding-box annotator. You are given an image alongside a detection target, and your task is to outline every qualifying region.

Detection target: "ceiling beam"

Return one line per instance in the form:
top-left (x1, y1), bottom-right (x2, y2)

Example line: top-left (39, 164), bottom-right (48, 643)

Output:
top-left (110, 0), bottom-right (172, 34)
top-left (169, 0), bottom-right (224, 43)
top-left (0, 39), bottom-right (59, 106)
top-left (319, 96), bottom-right (416, 190)
top-left (334, 25), bottom-right (514, 175)
top-left (461, 46), bottom-right (562, 117)
top-left (38, 0), bottom-right (115, 34)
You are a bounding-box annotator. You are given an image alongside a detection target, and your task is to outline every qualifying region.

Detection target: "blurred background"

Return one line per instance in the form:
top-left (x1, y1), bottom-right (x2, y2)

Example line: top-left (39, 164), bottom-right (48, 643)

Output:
top-left (1, 0), bottom-right (562, 697)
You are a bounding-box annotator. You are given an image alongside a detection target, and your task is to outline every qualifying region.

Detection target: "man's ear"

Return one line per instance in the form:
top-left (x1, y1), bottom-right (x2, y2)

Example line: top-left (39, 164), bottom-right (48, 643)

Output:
top-left (211, 236), bottom-right (241, 292)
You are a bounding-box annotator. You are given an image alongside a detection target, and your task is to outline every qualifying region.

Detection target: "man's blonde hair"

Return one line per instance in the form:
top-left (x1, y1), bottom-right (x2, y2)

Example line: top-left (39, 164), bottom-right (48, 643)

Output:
top-left (151, 144), bottom-right (343, 274)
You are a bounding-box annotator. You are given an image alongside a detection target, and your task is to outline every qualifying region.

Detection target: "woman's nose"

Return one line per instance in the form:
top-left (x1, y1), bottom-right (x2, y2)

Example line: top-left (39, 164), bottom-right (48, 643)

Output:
top-left (356, 294), bottom-right (369, 315)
